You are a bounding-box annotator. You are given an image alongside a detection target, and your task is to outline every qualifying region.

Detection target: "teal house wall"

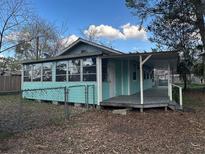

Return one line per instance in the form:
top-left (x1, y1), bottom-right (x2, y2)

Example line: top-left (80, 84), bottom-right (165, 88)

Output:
top-left (22, 82), bottom-right (97, 104)
top-left (102, 82), bottom-right (109, 100)
top-left (122, 60), bottom-right (128, 95)
top-left (115, 60), bottom-right (123, 96)
top-left (101, 59), bottom-right (153, 101)
top-left (130, 61), bottom-right (140, 95)
top-left (22, 58), bottom-right (153, 104)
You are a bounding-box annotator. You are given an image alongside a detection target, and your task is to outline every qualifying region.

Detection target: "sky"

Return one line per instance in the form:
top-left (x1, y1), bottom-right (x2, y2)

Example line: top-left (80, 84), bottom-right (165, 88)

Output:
top-left (2, 0), bottom-right (155, 57)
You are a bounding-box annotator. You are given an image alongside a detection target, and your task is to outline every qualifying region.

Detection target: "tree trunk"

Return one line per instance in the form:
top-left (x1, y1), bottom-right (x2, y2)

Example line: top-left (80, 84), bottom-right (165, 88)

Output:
top-left (192, 0), bottom-right (205, 79)
top-left (192, 0), bottom-right (205, 48)
top-left (183, 74), bottom-right (187, 89)
top-left (203, 55), bottom-right (205, 80)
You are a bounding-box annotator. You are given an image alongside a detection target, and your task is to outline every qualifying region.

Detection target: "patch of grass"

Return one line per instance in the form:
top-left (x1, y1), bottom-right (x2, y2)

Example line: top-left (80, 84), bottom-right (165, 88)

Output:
top-left (183, 90), bottom-right (205, 109)
top-left (187, 83), bottom-right (205, 89)
top-left (0, 131), bottom-right (14, 140)
top-left (0, 94), bottom-right (86, 133)
top-left (174, 83), bottom-right (205, 90)
top-left (173, 84), bottom-right (205, 109)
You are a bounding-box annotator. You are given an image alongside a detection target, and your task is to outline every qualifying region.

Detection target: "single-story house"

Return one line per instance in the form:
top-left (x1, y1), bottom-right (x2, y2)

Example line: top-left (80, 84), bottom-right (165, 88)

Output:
top-left (22, 38), bottom-right (183, 111)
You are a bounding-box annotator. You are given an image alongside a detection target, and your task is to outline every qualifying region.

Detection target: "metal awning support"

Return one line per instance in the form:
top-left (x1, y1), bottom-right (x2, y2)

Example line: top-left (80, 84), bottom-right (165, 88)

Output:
top-left (139, 54), bottom-right (152, 112)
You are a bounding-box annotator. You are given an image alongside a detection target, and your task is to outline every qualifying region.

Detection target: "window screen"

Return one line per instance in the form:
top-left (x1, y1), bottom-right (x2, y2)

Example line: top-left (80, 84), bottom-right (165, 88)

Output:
top-left (23, 64), bottom-right (32, 81)
top-left (68, 59), bottom-right (80, 81)
top-left (82, 58), bottom-right (96, 81)
top-left (42, 63), bottom-right (52, 81)
top-left (56, 61), bottom-right (67, 81)
top-left (32, 64), bottom-right (41, 81)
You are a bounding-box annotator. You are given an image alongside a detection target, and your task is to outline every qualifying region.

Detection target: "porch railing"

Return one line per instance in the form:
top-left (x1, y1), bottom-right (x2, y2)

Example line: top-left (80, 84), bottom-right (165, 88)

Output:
top-left (170, 84), bottom-right (183, 109)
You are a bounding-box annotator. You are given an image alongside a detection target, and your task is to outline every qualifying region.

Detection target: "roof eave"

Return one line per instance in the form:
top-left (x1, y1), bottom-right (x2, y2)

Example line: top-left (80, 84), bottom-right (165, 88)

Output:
top-left (22, 52), bottom-right (103, 64)
top-left (102, 51), bottom-right (179, 59)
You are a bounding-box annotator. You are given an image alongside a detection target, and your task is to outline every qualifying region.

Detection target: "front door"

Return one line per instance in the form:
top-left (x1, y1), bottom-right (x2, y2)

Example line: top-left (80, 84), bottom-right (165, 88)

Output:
top-left (108, 61), bottom-right (116, 97)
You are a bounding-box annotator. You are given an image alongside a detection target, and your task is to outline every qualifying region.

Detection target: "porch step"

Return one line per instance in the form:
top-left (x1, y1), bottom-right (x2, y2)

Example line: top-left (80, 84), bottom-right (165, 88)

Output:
top-left (112, 109), bottom-right (130, 115)
top-left (168, 101), bottom-right (181, 111)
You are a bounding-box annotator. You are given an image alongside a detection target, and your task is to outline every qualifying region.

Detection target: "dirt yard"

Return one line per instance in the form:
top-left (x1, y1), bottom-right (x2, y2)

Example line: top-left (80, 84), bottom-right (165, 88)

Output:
top-left (0, 89), bottom-right (205, 154)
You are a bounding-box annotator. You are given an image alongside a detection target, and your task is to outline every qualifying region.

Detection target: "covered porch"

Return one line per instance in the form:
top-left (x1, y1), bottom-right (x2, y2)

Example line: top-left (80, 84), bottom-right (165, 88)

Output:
top-left (98, 51), bottom-right (182, 111)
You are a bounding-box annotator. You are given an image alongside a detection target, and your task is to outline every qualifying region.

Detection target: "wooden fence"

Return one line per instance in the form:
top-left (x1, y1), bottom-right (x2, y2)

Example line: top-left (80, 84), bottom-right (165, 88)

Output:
top-left (0, 75), bottom-right (21, 92)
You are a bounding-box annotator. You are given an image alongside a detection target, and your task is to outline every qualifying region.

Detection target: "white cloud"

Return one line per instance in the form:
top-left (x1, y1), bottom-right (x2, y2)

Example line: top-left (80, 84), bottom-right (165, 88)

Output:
top-left (84, 23), bottom-right (147, 40)
top-left (84, 25), bottom-right (124, 40)
top-left (0, 54), bottom-right (4, 58)
top-left (61, 34), bottom-right (78, 47)
top-left (121, 23), bottom-right (147, 40)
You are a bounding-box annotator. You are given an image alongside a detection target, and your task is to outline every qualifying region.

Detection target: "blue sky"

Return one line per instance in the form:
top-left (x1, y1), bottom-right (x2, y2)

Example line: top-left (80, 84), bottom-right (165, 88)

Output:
top-left (2, 0), bottom-right (155, 57)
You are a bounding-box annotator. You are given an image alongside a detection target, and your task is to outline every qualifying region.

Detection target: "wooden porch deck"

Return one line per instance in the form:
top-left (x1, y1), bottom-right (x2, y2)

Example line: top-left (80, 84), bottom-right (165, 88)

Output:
top-left (101, 87), bottom-right (177, 109)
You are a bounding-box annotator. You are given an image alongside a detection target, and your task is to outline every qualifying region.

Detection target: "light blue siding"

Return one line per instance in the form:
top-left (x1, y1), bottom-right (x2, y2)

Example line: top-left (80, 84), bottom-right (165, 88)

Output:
top-left (102, 82), bottom-right (109, 100)
top-left (130, 61), bottom-right (153, 93)
top-left (122, 60), bottom-right (128, 95)
top-left (115, 60), bottom-right (122, 96)
top-left (101, 59), bottom-right (153, 100)
top-left (130, 61), bottom-right (140, 94)
top-left (22, 82), bottom-right (97, 104)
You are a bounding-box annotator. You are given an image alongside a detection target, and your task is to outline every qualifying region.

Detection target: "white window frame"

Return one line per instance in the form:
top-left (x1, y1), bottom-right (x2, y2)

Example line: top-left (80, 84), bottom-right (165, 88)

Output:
top-left (82, 57), bottom-right (97, 82)
top-left (56, 61), bottom-right (67, 82)
top-left (23, 64), bottom-right (33, 82)
top-left (42, 62), bottom-right (52, 82)
top-left (32, 63), bottom-right (42, 82)
top-left (67, 59), bottom-right (81, 82)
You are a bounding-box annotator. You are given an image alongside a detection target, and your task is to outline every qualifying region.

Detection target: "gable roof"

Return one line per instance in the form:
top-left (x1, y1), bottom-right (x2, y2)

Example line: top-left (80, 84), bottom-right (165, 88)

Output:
top-left (57, 38), bottom-right (123, 56)
top-left (22, 37), bottom-right (179, 66)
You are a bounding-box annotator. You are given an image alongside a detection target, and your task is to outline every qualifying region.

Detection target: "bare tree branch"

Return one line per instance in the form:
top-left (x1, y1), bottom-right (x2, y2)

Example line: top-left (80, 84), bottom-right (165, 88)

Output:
top-left (0, 0), bottom-right (31, 53)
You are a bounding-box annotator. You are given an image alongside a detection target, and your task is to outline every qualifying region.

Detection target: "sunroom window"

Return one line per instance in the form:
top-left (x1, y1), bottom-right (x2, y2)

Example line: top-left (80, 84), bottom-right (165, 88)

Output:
top-left (83, 58), bottom-right (96, 81)
top-left (42, 63), bottom-right (52, 81)
top-left (32, 64), bottom-right (41, 81)
top-left (23, 64), bottom-right (32, 82)
top-left (56, 61), bottom-right (67, 82)
top-left (68, 59), bottom-right (80, 81)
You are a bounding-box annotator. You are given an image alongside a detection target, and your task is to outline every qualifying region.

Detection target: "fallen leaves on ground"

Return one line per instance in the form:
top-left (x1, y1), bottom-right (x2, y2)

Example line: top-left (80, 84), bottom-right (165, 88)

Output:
top-left (1, 109), bottom-right (205, 154)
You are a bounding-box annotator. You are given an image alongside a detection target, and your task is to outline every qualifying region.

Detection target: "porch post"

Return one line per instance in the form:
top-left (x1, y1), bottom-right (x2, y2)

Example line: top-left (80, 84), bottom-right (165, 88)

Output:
top-left (139, 56), bottom-right (144, 108)
top-left (168, 64), bottom-right (170, 97)
top-left (96, 57), bottom-right (102, 106)
top-left (168, 64), bottom-right (172, 101)
top-left (139, 54), bottom-right (152, 112)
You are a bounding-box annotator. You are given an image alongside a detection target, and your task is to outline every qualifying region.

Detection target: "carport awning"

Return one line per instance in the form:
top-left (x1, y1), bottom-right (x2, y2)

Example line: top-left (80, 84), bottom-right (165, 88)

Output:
top-left (102, 51), bottom-right (179, 72)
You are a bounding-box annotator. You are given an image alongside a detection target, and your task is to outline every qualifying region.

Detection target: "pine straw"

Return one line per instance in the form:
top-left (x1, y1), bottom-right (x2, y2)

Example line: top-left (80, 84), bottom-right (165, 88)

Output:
top-left (1, 92), bottom-right (205, 153)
